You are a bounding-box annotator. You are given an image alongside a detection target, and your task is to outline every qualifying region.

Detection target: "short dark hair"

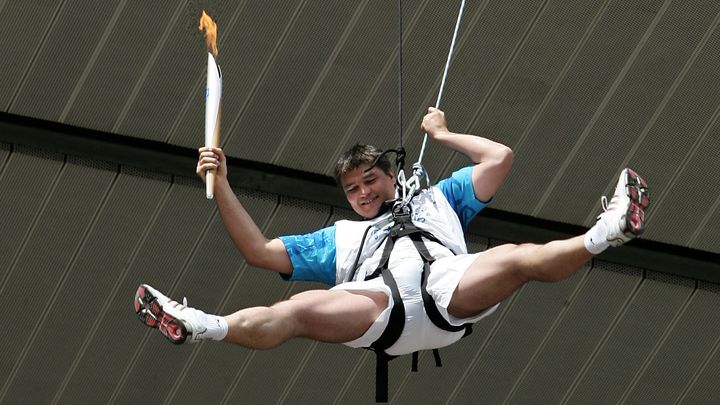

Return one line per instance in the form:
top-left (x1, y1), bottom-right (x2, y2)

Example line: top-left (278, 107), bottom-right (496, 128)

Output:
top-left (333, 144), bottom-right (393, 184)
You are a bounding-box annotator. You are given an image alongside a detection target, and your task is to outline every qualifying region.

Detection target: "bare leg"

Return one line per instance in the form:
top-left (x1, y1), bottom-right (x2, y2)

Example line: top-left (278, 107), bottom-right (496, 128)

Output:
top-left (448, 235), bottom-right (591, 318)
top-left (223, 289), bottom-right (388, 349)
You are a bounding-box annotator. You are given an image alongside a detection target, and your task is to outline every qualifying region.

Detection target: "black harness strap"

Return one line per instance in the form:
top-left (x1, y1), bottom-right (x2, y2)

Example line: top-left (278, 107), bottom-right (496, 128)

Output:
top-left (411, 349), bottom-right (442, 373)
top-left (374, 351), bottom-right (393, 403)
top-left (369, 267), bottom-right (404, 402)
top-left (364, 232), bottom-right (394, 281)
top-left (409, 233), bottom-right (472, 335)
top-left (366, 233), bottom-right (404, 403)
top-left (362, 215), bottom-right (473, 402)
top-left (371, 268), bottom-right (405, 351)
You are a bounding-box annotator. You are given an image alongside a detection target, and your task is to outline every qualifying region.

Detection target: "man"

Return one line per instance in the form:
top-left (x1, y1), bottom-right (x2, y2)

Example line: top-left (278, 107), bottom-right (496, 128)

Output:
top-left (135, 107), bottom-right (648, 357)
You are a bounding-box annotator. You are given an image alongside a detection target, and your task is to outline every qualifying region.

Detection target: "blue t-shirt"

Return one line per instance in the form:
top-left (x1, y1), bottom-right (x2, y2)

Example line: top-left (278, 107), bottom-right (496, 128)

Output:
top-left (278, 166), bottom-right (487, 285)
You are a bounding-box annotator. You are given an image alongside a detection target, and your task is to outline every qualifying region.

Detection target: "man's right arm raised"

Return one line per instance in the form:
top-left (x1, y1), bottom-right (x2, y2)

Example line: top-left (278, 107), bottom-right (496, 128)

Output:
top-left (197, 147), bottom-right (293, 275)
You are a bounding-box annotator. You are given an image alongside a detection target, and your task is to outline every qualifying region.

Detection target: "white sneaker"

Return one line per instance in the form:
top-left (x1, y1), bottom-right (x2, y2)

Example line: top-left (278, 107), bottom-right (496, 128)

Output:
top-left (596, 168), bottom-right (650, 246)
top-left (134, 284), bottom-right (210, 344)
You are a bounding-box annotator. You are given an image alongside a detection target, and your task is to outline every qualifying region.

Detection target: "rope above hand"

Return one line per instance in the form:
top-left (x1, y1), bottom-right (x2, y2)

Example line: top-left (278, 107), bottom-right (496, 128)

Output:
top-left (366, 0), bottom-right (467, 214)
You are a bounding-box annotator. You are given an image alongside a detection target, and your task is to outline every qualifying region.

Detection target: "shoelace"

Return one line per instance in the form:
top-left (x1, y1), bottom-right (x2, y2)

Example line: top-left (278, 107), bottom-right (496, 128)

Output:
top-left (601, 195), bottom-right (609, 211)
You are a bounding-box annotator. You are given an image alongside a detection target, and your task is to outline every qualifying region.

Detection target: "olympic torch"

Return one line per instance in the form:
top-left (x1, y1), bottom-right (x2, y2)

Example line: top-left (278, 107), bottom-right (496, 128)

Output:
top-left (199, 11), bottom-right (222, 199)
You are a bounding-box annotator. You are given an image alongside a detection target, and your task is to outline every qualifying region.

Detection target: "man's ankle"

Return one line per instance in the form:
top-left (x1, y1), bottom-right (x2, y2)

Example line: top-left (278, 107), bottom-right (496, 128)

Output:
top-left (584, 222), bottom-right (609, 254)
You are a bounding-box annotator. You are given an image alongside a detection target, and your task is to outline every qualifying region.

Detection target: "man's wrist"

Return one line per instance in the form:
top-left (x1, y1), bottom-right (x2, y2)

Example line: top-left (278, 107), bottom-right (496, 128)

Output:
top-left (430, 129), bottom-right (452, 141)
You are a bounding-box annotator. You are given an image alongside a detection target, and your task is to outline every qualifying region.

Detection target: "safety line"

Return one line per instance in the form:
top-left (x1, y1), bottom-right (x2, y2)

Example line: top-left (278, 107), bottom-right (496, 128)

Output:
top-left (416, 0), bottom-right (466, 167)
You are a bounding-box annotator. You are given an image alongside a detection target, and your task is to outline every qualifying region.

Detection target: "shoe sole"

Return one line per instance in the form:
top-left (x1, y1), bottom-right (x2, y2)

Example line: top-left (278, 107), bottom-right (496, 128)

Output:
top-left (623, 168), bottom-right (650, 236)
top-left (134, 284), bottom-right (188, 345)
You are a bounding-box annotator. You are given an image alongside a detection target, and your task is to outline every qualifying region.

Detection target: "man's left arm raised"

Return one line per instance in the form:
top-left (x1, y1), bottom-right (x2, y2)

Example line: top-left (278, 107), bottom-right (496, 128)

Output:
top-left (421, 107), bottom-right (513, 202)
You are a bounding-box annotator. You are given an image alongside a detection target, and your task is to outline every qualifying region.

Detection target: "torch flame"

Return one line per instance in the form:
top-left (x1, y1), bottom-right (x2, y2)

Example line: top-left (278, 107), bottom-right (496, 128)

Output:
top-left (199, 10), bottom-right (218, 58)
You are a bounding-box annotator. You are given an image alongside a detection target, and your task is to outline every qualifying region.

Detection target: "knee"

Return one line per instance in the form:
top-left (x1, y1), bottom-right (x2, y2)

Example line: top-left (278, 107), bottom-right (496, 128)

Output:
top-left (503, 242), bottom-right (564, 282)
top-left (512, 243), bottom-right (571, 282)
top-left (234, 314), bottom-right (272, 349)
top-left (235, 306), bottom-right (296, 350)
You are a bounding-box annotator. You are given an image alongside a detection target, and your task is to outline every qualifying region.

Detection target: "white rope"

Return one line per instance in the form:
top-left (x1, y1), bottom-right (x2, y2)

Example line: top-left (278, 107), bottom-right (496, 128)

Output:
top-left (417, 0), bottom-right (466, 165)
top-left (396, 0), bottom-right (466, 211)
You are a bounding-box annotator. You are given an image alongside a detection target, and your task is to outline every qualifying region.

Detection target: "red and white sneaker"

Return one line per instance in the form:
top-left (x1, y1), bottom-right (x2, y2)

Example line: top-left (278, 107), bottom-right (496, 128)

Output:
top-left (596, 168), bottom-right (650, 246)
top-left (134, 284), bottom-right (207, 344)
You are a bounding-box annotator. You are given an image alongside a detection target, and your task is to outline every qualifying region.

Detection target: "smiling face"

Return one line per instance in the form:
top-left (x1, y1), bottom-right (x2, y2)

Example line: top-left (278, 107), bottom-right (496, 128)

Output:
top-left (340, 163), bottom-right (396, 219)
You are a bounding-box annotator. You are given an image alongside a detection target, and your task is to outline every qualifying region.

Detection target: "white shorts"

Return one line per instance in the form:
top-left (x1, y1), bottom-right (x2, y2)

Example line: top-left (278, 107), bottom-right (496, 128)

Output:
top-left (330, 252), bottom-right (499, 356)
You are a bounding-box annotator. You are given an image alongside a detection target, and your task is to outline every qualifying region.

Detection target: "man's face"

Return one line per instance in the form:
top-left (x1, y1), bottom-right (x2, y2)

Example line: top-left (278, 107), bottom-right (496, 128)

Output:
top-left (340, 163), bottom-right (396, 219)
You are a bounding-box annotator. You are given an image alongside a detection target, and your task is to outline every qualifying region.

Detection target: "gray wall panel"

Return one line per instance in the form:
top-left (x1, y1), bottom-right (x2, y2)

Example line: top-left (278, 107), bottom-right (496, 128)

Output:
top-left (0, 157), bottom-right (116, 400)
top-left (494, 0), bottom-right (666, 215)
top-left (537, 0), bottom-right (720, 225)
top-left (221, 321), bottom-right (310, 404)
top-left (112, 178), bottom-right (241, 405)
top-left (307, 0), bottom-right (431, 178)
top-left (506, 261), bottom-right (642, 404)
top-left (285, 341), bottom-right (367, 404)
top-left (276, 0), bottom-right (403, 172)
top-left (631, 25), bottom-right (720, 246)
top-left (401, 299), bottom-right (510, 405)
top-left (0, 0), bottom-right (62, 110)
top-left (442, 0), bottom-right (600, 180)
top-left (625, 282), bottom-right (720, 404)
top-left (3, 168), bottom-right (169, 404)
top-left (336, 350), bottom-right (380, 404)
top-left (465, 234), bottom-right (490, 253)
top-left (62, 2), bottom-right (181, 131)
top-left (447, 264), bottom-right (591, 405)
top-left (0, 141), bottom-right (714, 404)
top-left (162, 189), bottom-right (279, 404)
top-left (223, 2), bottom-right (358, 162)
top-left (679, 321), bottom-right (720, 404)
top-left (0, 143), bottom-right (9, 173)
top-left (57, 179), bottom-right (213, 404)
top-left (328, 207), bottom-right (357, 224)
top-left (567, 272), bottom-right (695, 404)
top-left (0, 147), bottom-right (63, 284)
top-left (650, 121), bottom-right (720, 253)
top-left (9, 1), bottom-right (123, 121)
top-left (692, 206), bottom-right (720, 254)
top-left (123, 216), bottom-right (258, 402)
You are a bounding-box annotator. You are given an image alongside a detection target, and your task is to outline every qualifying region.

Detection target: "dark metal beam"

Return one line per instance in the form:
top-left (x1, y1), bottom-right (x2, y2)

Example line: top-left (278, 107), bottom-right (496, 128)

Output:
top-left (0, 111), bottom-right (347, 207)
top-left (2, 111), bottom-right (718, 283)
top-left (470, 210), bottom-right (720, 284)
